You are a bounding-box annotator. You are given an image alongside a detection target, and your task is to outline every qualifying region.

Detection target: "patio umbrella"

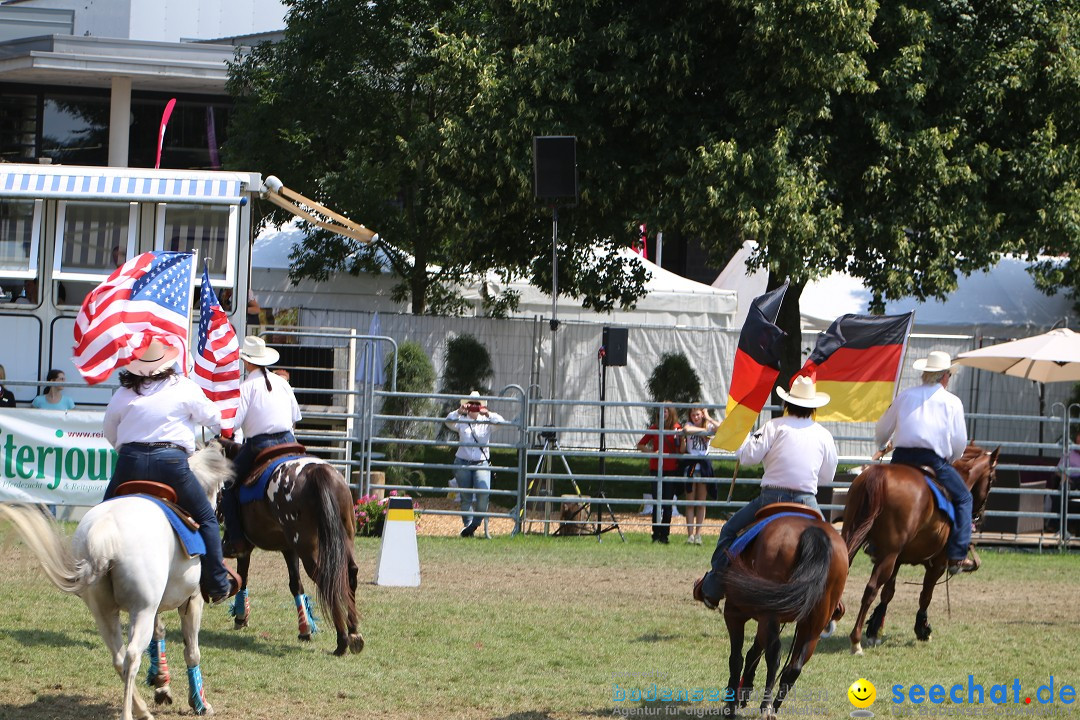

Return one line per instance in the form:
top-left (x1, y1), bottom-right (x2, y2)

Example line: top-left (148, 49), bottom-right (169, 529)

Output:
top-left (955, 328), bottom-right (1080, 383)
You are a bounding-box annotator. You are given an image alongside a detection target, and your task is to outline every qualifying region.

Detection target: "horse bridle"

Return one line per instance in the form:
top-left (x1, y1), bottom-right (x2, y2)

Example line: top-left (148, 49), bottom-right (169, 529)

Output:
top-left (970, 451), bottom-right (997, 527)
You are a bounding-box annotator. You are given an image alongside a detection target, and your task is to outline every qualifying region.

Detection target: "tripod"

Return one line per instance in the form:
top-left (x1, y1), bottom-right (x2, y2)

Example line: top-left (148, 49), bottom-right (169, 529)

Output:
top-left (521, 431), bottom-right (622, 539)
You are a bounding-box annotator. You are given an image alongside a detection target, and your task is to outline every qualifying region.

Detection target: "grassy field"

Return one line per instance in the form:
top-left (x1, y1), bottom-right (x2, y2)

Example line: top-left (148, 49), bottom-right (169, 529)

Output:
top-left (0, 529), bottom-right (1078, 719)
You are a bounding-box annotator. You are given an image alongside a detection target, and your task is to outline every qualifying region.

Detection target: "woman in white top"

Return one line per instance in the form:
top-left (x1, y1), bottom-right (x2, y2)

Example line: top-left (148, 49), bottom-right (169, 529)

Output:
top-left (444, 391), bottom-right (505, 537)
top-left (682, 406), bottom-right (720, 545)
top-left (220, 336), bottom-right (302, 556)
top-left (694, 376), bottom-right (837, 608)
top-left (101, 337), bottom-right (237, 604)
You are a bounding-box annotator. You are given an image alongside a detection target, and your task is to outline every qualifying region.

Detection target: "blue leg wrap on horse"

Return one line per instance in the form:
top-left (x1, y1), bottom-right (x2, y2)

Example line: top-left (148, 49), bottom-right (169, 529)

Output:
top-left (229, 588), bottom-right (248, 618)
top-left (145, 638), bottom-right (164, 686)
top-left (296, 594), bottom-right (319, 633)
top-left (187, 665), bottom-right (208, 714)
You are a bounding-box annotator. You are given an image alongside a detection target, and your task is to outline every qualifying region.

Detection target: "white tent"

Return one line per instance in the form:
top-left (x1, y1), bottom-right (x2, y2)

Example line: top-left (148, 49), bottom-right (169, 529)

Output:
top-left (714, 241), bottom-right (1073, 335)
top-left (463, 248), bottom-right (738, 328)
top-left (254, 222), bottom-right (738, 328)
top-left (250, 220), bottom-right (408, 314)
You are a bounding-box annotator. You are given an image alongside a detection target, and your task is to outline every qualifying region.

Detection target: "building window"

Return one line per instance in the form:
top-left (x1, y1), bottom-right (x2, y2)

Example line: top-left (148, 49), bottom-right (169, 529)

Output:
top-left (156, 202), bottom-right (236, 285)
top-left (0, 198), bottom-right (41, 304)
top-left (54, 201), bottom-right (136, 281)
top-left (42, 95), bottom-right (109, 166)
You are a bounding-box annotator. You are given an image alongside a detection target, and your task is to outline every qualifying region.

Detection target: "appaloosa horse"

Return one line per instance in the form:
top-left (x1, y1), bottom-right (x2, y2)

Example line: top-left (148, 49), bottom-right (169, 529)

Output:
top-left (720, 508), bottom-right (848, 718)
top-left (842, 444), bottom-right (999, 654)
top-left (218, 437), bottom-right (363, 656)
top-left (0, 441), bottom-right (233, 720)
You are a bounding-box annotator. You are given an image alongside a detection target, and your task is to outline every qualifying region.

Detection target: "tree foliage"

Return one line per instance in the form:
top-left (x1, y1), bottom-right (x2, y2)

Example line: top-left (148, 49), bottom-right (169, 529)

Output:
top-left (439, 334), bottom-right (494, 398)
top-left (379, 340), bottom-right (437, 483)
top-left (646, 352), bottom-right (702, 409)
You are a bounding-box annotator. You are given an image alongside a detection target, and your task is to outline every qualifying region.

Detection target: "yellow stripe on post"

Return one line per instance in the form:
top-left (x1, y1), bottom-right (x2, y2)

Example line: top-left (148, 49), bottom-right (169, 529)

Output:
top-left (386, 508), bottom-right (415, 522)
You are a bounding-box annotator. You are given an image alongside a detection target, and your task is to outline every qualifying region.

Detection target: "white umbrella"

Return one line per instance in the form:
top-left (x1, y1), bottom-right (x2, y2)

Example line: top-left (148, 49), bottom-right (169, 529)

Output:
top-left (955, 327), bottom-right (1080, 383)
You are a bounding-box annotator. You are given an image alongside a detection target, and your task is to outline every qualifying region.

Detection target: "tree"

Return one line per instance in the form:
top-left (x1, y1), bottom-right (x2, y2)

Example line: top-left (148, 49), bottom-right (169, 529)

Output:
top-left (646, 352), bottom-right (702, 421)
top-left (440, 334), bottom-right (494, 398)
top-left (224, 0), bottom-right (650, 315)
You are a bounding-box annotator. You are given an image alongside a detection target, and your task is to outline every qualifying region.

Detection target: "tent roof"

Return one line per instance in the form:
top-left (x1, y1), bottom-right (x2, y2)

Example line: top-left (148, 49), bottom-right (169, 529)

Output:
top-left (714, 242), bottom-right (1073, 334)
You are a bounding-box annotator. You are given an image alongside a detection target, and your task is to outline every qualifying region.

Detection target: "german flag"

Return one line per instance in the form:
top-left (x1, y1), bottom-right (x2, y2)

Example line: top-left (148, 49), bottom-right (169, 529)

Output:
top-left (795, 312), bottom-right (914, 423)
top-left (711, 284), bottom-right (788, 451)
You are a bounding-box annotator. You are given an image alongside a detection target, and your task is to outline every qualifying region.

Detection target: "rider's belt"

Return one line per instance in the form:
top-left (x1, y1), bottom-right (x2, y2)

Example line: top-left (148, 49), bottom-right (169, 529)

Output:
top-left (125, 442), bottom-right (188, 453)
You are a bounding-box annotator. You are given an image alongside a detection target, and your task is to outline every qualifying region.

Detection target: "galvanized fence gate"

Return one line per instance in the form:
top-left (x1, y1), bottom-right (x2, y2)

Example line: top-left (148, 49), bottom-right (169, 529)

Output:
top-left (294, 358), bottom-right (1079, 547)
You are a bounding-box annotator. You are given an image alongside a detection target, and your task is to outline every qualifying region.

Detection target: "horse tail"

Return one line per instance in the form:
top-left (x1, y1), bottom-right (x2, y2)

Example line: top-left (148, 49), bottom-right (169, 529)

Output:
top-left (725, 525), bottom-right (834, 621)
top-left (0, 504), bottom-right (103, 596)
top-left (309, 464), bottom-right (354, 632)
top-left (842, 466), bottom-right (885, 564)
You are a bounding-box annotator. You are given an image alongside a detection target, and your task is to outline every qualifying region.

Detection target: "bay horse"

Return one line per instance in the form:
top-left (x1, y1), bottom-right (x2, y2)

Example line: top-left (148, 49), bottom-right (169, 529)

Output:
top-left (217, 437), bottom-right (363, 656)
top-left (842, 444), bottom-right (999, 655)
top-left (720, 509), bottom-right (848, 718)
top-left (0, 441), bottom-right (232, 720)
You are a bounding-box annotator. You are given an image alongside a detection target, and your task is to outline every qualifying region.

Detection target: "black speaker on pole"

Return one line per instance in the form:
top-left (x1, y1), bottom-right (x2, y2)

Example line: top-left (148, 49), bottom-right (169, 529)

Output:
top-left (602, 327), bottom-right (628, 367)
top-left (533, 136), bottom-right (578, 201)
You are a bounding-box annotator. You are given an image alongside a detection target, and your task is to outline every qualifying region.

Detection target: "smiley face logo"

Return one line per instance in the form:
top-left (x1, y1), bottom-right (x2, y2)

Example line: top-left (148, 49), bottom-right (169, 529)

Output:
top-left (848, 678), bottom-right (876, 709)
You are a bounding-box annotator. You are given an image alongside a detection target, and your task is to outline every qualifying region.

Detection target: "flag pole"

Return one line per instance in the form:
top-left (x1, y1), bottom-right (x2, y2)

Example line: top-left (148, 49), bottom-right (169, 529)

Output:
top-left (184, 249), bottom-right (199, 375)
top-left (724, 459), bottom-right (741, 505)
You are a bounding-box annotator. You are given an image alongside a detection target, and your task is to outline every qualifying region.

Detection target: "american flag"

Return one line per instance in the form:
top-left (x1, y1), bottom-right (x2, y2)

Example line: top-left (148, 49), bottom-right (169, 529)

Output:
top-left (193, 267), bottom-right (240, 437)
top-left (73, 251), bottom-right (193, 385)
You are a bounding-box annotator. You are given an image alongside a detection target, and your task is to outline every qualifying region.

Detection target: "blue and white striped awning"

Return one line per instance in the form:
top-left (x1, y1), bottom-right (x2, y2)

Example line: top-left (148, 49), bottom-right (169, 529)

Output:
top-left (0, 166), bottom-right (256, 205)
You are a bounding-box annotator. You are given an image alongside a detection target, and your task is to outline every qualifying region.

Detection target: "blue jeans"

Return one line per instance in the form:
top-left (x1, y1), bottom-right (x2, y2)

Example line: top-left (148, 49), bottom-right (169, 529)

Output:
top-left (700, 486), bottom-right (820, 601)
top-left (103, 445), bottom-right (231, 598)
top-left (221, 430), bottom-right (296, 544)
top-left (892, 446), bottom-right (971, 560)
top-left (454, 456), bottom-right (490, 528)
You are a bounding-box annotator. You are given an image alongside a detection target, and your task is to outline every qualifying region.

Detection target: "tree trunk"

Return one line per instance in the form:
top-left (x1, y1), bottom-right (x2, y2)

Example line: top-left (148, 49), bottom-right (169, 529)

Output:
top-left (766, 271), bottom-right (806, 417)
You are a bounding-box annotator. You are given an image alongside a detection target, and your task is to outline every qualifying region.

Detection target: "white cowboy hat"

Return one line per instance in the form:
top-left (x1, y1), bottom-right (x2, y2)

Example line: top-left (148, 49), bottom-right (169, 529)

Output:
top-left (239, 336), bottom-right (280, 366)
top-left (913, 350), bottom-right (955, 373)
top-left (775, 375), bottom-right (831, 409)
top-left (460, 390), bottom-right (486, 407)
top-left (126, 338), bottom-right (180, 377)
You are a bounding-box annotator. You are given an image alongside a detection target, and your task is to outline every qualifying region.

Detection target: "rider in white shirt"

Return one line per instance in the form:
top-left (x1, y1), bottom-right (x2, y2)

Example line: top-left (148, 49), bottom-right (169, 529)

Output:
top-left (694, 376), bottom-right (837, 609)
top-left (101, 337), bottom-right (238, 604)
top-left (220, 336), bottom-right (302, 557)
top-left (875, 350), bottom-right (974, 575)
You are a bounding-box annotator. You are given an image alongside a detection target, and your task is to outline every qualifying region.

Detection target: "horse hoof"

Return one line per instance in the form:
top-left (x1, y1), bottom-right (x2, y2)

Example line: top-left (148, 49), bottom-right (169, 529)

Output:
top-left (298, 633), bottom-right (312, 642)
top-left (233, 618), bottom-right (248, 630)
top-left (348, 633), bottom-right (365, 654)
top-left (851, 643), bottom-right (864, 656)
top-left (866, 635), bottom-right (883, 648)
top-left (821, 620), bottom-right (836, 638)
top-left (153, 686), bottom-right (174, 705)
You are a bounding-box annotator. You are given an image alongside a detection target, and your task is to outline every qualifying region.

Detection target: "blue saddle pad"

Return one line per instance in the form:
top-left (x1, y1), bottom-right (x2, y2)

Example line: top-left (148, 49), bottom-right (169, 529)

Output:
top-left (237, 455), bottom-right (298, 505)
top-left (728, 512), bottom-right (813, 559)
top-left (105, 495), bottom-right (204, 556)
top-left (924, 476), bottom-right (956, 525)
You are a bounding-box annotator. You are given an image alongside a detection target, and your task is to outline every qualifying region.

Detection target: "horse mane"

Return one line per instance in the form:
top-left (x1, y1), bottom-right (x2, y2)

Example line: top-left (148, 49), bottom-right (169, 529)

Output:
top-left (190, 440), bottom-right (235, 497)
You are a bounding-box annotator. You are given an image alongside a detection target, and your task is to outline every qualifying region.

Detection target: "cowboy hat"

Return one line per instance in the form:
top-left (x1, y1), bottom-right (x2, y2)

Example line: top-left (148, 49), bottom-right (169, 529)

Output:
top-left (775, 375), bottom-right (831, 409)
top-left (126, 338), bottom-right (180, 377)
top-left (239, 336), bottom-right (280, 366)
top-left (460, 390), bottom-right (486, 408)
top-left (913, 350), bottom-right (955, 373)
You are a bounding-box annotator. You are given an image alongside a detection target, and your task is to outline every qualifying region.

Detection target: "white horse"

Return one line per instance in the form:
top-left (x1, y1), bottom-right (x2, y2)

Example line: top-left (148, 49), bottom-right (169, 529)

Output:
top-left (0, 441), bottom-right (233, 720)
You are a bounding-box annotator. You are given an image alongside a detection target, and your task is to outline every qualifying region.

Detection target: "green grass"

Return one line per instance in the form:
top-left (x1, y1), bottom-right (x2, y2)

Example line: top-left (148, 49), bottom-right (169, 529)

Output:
top-left (1, 530), bottom-right (1078, 719)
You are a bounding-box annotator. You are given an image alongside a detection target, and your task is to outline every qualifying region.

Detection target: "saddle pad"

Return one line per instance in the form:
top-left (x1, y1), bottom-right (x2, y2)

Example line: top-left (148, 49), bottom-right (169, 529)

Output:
top-left (245, 442), bottom-right (308, 486)
top-left (104, 495), bottom-right (205, 556)
top-left (924, 476), bottom-right (956, 525)
top-left (238, 455), bottom-right (320, 505)
top-left (728, 512), bottom-right (813, 559)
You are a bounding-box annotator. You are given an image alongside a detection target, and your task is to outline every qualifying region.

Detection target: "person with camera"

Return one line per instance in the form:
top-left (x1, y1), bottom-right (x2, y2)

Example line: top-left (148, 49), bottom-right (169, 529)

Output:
top-left (444, 391), bottom-right (505, 537)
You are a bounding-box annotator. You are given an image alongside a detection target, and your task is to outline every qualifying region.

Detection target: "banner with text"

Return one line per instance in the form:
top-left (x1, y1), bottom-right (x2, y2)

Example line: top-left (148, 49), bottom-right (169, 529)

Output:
top-left (0, 408), bottom-right (113, 505)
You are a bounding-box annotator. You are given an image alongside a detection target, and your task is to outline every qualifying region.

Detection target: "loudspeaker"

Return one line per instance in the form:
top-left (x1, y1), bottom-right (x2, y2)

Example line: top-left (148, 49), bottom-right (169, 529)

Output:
top-left (602, 327), bottom-right (628, 367)
top-left (533, 136), bottom-right (578, 200)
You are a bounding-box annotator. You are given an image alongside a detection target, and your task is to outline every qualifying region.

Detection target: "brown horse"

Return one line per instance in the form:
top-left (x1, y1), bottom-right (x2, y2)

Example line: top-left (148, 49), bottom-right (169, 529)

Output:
top-left (217, 438), bottom-right (363, 656)
top-left (842, 444), bottom-right (999, 655)
top-left (720, 511), bottom-right (848, 718)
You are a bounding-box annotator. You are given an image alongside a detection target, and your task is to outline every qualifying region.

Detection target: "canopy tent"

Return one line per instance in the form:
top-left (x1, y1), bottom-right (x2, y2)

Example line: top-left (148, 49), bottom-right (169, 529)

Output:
top-left (714, 241), bottom-right (1073, 335)
top-left (253, 222), bottom-right (738, 328)
top-left (462, 248), bottom-right (738, 328)
top-left (250, 220), bottom-right (407, 314)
